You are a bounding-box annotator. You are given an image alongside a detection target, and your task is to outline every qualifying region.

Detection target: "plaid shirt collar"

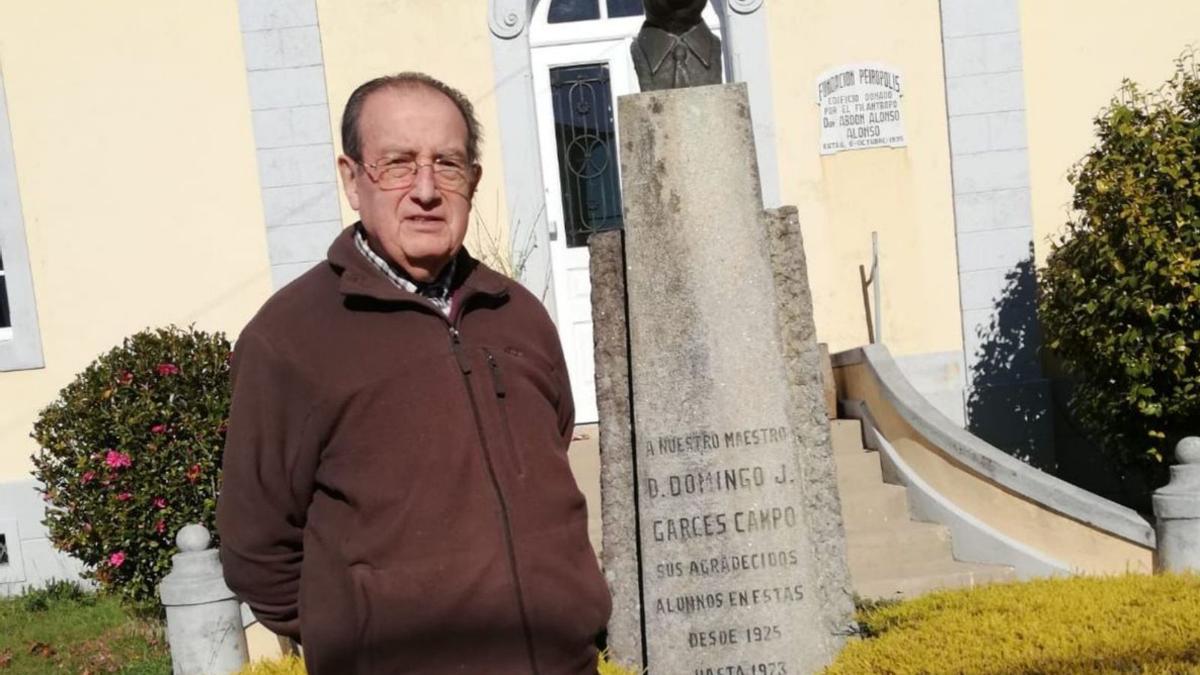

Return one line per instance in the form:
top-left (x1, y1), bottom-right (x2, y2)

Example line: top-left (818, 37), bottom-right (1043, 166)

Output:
top-left (353, 226), bottom-right (456, 316)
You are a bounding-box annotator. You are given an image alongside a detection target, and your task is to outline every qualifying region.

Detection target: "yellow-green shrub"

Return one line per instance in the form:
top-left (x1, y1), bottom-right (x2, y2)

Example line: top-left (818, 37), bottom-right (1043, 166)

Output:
top-left (236, 649), bottom-right (640, 674)
top-left (1038, 50), bottom-right (1200, 487)
top-left (238, 655), bottom-right (306, 675)
top-left (826, 573), bottom-right (1200, 674)
top-left (599, 649), bottom-right (642, 675)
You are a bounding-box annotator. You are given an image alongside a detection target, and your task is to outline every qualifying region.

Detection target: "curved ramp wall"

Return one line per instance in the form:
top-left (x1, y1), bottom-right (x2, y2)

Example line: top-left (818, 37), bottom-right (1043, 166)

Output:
top-left (832, 345), bottom-right (1154, 575)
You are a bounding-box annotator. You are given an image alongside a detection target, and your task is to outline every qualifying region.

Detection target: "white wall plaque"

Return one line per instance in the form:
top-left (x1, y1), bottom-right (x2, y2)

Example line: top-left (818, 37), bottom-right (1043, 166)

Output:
top-left (817, 63), bottom-right (905, 155)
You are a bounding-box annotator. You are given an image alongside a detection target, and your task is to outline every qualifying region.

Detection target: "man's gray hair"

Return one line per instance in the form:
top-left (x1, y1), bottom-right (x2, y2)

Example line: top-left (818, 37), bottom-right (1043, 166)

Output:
top-left (340, 72), bottom-right (482, 164)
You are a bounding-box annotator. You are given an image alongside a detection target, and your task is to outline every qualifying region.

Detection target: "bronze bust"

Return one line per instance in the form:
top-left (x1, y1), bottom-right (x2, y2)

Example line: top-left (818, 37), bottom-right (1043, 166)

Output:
top-left (631, 0), bottom-right (722, 91)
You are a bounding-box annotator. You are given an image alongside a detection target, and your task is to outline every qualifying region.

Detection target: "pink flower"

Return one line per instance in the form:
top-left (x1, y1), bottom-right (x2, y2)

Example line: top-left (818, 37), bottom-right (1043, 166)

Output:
top-left (104, 450), bottom-right (132, 469)
top-left (154, 520), bottom-right (166, 534)
top-left (81, 471), bottom-right (96, 484)
top-left (83, 522), bottom-right (93, 532)
top-left (185, 463), bottom-right (202, 483)
top-left (153, 497), bottom-right (167, 509)
top-left (108, 551), bottom-right (126, 568)
top-left (116, 492), bottom-right (132, 501)
top-left (155, 363), bottom-right (180, 376)
top-left (150, 424), bottom-right (167, 435)
top-left (118, 370), bottom-right (134, 385)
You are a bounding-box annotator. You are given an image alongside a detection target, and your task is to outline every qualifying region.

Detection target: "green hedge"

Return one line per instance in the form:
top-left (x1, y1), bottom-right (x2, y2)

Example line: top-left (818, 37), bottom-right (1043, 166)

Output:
top-left (826, 573), bottom-right (1200, 674)
top-left (1038, 50), bottom-right (1200, 484)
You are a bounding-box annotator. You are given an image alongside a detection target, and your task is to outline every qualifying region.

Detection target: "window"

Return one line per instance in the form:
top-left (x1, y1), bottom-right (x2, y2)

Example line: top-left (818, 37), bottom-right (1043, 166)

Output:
top-left (0, 68), bottom-right (43, 370)
top-left (0, 533), bottom-right (8, 566)
top-left (547, 0), bottom-right (643, 24)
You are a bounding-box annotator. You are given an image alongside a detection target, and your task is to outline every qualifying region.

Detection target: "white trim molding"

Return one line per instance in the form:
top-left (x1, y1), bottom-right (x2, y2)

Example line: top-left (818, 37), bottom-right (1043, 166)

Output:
top-left (488, 0), bottom-right (557, 308)
top-left (0, 66), bottom-right (44, 372)
top-left (727, 0), bottom-right (763, 14)
top-left (238, 0), bottom-right (342, 290)
top-left (489, 0), bottom-right (532, 39)
top-left (938, 0), bottom-right (1051, 459)
top-left (718, 0), bottom-right (779, 206)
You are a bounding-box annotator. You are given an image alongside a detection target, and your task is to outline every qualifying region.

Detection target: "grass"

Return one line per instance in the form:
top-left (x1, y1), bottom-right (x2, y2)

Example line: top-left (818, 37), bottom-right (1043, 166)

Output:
top-left (825, 573), bottom-right (1200, 674)
top-left (0, 581), bottom-right (170, 673)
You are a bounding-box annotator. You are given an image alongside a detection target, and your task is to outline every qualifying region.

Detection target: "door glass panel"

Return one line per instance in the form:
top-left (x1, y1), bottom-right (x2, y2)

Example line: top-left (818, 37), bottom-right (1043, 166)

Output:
top-left (606, 0), bottom-right (644, 17)
top-left (548, 0), bottom-right (600, 23)
top-left (550, 64), bottom-right (624, 248)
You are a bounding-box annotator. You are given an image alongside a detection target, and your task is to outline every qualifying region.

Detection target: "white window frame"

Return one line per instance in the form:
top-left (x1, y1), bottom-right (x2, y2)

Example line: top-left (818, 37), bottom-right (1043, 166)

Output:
top-left (0, 68), bottom-right (44, 371)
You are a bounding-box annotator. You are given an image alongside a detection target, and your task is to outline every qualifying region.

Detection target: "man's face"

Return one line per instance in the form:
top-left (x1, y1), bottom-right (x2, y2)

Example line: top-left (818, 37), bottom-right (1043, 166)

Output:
top-left (338, 85), bottom-right (480, 282)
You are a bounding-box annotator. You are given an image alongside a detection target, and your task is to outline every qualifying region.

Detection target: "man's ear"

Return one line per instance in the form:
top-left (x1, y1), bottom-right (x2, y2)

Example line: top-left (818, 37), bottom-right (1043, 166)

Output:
top-left (468, 162), bottom-right (483, 199)
top-left (337, 155), bottom-right (361, 211)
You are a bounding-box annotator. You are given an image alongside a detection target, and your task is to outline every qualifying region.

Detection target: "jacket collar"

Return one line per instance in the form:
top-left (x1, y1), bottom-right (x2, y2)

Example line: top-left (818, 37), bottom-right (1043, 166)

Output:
top-left (327, 223), bottom-right (509, 306)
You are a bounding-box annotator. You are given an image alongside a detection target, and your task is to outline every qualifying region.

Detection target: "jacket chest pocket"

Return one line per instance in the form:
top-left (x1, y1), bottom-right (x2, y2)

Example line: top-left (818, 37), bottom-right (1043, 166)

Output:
top-left (479, 346), bottom-right (564, 480)
top-left (483, 348), bottom-right (525, 476)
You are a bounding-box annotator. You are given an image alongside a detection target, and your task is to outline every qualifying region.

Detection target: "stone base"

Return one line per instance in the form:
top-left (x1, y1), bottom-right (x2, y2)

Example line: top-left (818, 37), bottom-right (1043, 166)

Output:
top-left (0, 478), bottom-right (88, 596)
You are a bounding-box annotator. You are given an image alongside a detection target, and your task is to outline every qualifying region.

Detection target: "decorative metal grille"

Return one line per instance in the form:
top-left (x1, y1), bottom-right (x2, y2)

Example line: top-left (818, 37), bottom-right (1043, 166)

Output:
top-left (550, 64), bottom-right (625, 248)
top-left (0, 533), bottom-right (8, 566)
top-left (0, 248), bottom-right (9, 330)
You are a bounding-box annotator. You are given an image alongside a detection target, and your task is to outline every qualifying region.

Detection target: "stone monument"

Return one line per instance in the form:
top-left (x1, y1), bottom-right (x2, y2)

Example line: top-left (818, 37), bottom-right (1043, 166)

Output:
top-left (591, 83), bottom-right (854, 673)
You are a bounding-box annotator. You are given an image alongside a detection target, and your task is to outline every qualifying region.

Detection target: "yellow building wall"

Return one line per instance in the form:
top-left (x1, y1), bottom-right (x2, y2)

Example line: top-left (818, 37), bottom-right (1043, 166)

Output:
top-left (0, 2), bottom-right (272, 481)
top-left (319, 1), bottom-right (960, 356)
top-left (1022, 1), bottom-right (1200, 265)
top-left (315, 0), bottom-right (511, 266)
top-left (766, 0), bottom-right (961, 357)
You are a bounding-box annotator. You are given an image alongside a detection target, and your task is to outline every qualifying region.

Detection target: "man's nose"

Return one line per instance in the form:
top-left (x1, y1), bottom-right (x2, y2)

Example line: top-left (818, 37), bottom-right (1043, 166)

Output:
top-left (408, 163), bottom-right (439, 204)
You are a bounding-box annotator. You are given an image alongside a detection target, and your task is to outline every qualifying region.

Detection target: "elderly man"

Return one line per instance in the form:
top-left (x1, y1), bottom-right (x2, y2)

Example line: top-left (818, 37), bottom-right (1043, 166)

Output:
top-left (216, 73), bottom-right (612, 674)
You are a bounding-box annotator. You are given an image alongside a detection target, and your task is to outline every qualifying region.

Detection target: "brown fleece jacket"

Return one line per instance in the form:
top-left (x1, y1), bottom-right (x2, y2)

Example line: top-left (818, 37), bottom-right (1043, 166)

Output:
top-left (216, 226), bottom-right (611, 674)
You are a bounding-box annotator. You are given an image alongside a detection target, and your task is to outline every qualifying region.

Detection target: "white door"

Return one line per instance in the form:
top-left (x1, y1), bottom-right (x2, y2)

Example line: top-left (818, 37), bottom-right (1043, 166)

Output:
top-left (529, 1), bottom-right (722, 424)
top-left (531, 41), bottom-right (637, 425)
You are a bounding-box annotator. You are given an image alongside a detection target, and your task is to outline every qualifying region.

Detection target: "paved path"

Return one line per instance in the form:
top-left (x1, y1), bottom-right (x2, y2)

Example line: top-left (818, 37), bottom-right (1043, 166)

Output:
top-left (568, 423), bottom-right (602, 556)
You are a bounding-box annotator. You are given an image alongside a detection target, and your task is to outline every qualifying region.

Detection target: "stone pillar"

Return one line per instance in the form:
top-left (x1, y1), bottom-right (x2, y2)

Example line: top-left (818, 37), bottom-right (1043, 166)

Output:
top-left (589, 229), bottom-right (644, 669)
top-left (1153, 437), bottom-right (1200, 572)
top-left (159, 524), bottom-right (249, 674)
top-left (615, 82), bottom-right (853, 674)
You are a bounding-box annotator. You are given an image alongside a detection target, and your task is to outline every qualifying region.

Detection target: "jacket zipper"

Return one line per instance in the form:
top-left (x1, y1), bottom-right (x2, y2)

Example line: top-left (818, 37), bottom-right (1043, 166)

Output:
top-left (449, 326), bottom-right (540, 674)
top-left (484, 348), bottom-right (525, 477)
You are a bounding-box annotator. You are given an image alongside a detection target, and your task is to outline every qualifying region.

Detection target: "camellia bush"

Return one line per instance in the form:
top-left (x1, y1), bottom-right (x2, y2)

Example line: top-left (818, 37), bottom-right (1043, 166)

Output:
top-left (31, 326), bottom-right (232, 607)
top-left (1039, 50), bottom-right (1200, 484)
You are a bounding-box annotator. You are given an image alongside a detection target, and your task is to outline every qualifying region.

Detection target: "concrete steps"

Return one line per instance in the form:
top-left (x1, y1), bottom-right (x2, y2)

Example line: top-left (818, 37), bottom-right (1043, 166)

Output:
top-left (831, 418), bottom-right (1016, 599)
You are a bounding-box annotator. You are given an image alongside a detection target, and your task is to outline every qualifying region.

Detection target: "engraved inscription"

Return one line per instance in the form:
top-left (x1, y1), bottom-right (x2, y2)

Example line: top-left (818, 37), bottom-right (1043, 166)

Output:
top-left (637, 422), bottom-right (818, 673)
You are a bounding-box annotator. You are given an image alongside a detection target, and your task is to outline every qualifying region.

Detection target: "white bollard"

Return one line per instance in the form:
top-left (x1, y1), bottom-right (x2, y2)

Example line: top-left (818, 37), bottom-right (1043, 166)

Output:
top-left (159, 524), bottom-right (249, 674)
top-left (1153, 437), bottom-right (1200, 573)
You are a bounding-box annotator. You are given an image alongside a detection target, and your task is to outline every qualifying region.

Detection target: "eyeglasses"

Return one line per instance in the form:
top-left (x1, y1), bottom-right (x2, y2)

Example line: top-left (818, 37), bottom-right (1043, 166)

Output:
top-left (356, 157), bottom-right (475, 192)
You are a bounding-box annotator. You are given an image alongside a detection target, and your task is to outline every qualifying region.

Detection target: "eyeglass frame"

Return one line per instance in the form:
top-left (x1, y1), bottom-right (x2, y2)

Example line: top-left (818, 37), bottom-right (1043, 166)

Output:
top-left (353, 154), bottom-right (478, 194)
